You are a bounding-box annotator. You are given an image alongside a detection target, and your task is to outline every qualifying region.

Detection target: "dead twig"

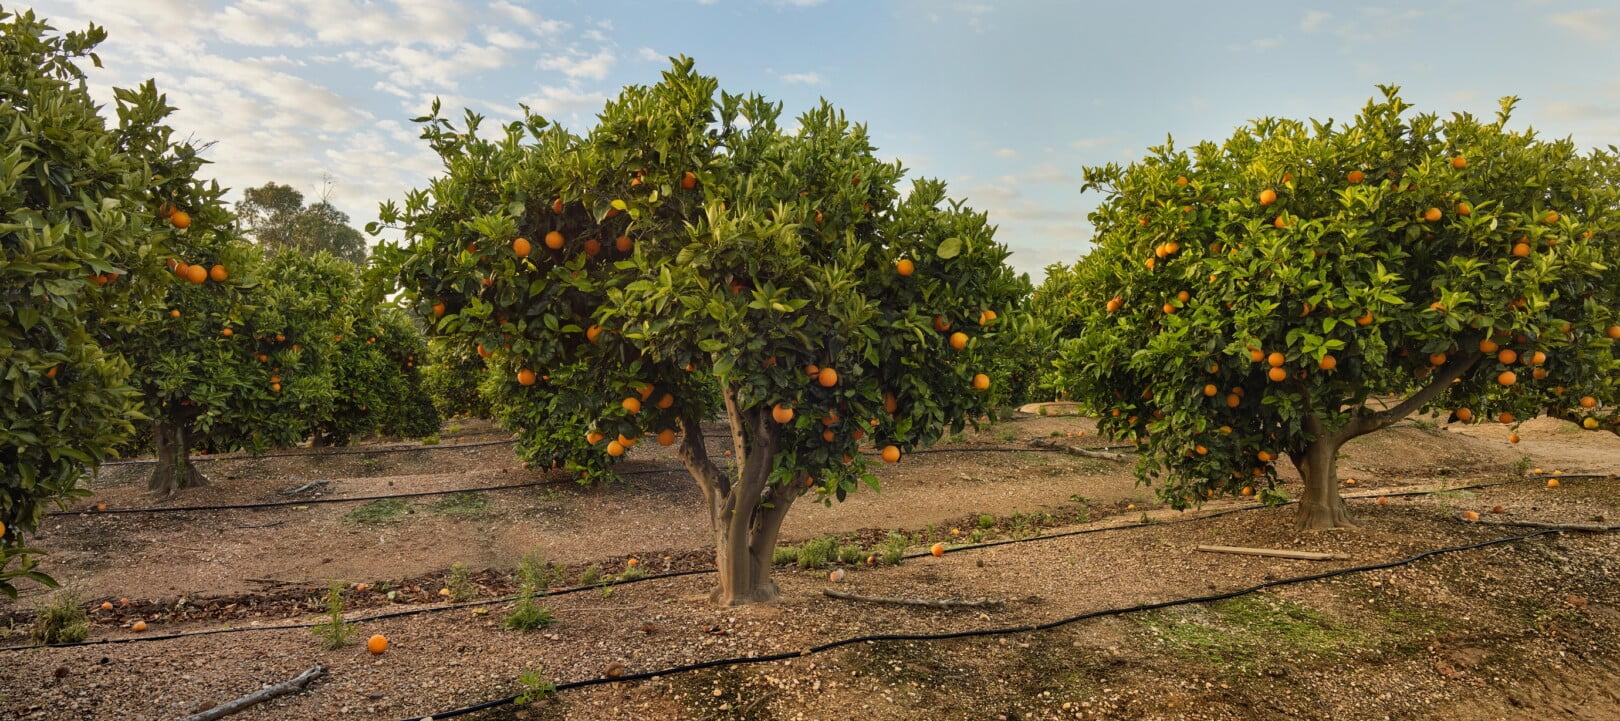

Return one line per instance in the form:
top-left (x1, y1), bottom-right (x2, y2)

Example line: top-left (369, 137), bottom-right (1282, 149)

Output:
top-left (278, 480), bottom-right (329, 496)
top-left (178, 664), bottom-right (325, 721)
top-left (821, 589), bottom-right (1005, 609)
top-left (1195, 545), bottom-right (1348, 561)
top-left (1027, 438), bottom-right (1129, 462)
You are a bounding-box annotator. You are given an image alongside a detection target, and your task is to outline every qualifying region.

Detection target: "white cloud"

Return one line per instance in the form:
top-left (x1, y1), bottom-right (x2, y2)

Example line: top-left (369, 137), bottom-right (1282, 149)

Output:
top-left (481, 26), bottom-right (530, 50)
top-left (1231, 36), bottom-right (1281, 52)
top-left (638, 47), bottom-right (664, 62)
top-left (1300, 10), bottom-right (1330, 32)
top-left (994, 148), bottom-right (1018, 159)
top-left (521, 85), bottom-right (611, 119)
top-left (780, 72), bottom-right (824, 85)
top-left (538, 50), bottom-right (617, 81)
top-left (1069, 137), bottom-right (1110, 150)
top-left (1550, 9), bottom-right (1616, 42)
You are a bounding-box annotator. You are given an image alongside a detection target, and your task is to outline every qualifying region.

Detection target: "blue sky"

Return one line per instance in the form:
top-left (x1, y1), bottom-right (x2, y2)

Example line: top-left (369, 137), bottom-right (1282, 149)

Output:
top-left (21, 1), bottom-right (1620, 279)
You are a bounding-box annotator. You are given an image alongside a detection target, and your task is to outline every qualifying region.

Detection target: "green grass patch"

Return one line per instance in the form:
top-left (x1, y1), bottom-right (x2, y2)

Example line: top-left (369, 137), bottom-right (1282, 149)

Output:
top-left (431, 491), bottom-right (489, 518)
top-left (344, 498), bottom-right (410, 524)
top-left (1135, 594), bottom-right (1364, 675)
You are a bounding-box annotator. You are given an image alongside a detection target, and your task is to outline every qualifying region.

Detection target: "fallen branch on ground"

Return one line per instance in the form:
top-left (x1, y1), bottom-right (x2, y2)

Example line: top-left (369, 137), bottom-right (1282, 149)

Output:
top-left (1195, 545), bottom-right (1348, 561)
top-left (178, 665), bottom-right (326, 721)
top-left (1027, 438), bottom-right (1129, 462)
top-left (821, 589), bottom-right (1005, 609)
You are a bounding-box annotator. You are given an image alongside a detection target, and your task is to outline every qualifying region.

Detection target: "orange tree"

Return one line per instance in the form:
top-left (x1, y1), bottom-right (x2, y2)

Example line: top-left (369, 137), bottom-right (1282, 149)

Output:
top-left (1021, 261), bottom-right (1090, 401)
top-left (379, 59), bottom-right (1022, 604)
top-left (318, 303), bottom-right (439, 444)
top-left (1057, 87), bottom-right (1620, 531)
top-left (421, 336), bottom-right (490, 420)
top-left (0, 9), bottom-right (191, 594)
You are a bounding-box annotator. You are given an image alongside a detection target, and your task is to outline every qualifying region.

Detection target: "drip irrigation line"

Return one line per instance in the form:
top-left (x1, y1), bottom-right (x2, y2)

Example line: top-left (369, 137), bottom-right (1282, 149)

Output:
top-left (7, 470), bottom-right (1606, 653)
top-left (98, 438), bottom-right (523, 467)
top-left (397, 528), bottom-right (1568, 720)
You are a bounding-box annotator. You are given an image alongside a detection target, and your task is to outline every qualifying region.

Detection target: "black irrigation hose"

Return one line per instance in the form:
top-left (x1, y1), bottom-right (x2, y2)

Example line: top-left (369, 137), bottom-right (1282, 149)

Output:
top-left (399, 528), bottom-right (1569, 720)
top-left (7, 470), bottom-right (1605, 654)
top-left (98, 438), bottom-right (523, 467)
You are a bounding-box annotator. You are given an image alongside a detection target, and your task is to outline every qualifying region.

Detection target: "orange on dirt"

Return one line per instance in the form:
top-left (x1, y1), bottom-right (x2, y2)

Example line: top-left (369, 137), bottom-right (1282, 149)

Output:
top-left (930, 542), bottom-right (945, 557)
top-left (681, 171), bottom-right (697, 190)
top-left (1580, 396), bottom-right (1598, 409)
top-left (1202, 383), bottom-right (1218, 397)
top-left (626, 557), bottom-right (639, 568)
top-left (1497, 349), bottom-right (1517, 364)
top-left (1509, 433), bottom-right (1521, 444)
top-left (1455, 407), bottom-right (1473, 422)
top-left (368, 634), bottom-right (388, 655)
top-left (1258, 189), bottom-right (1277, 206)
top-left (949, 332), bottom-right (968, 350)
top-left (1347, 170), bottom-right (1365, 184)
top-left (1547, 478), bottom-right (1561, 488)
top-left (1318, 354), bottom-right (1337, 371)
top-left (169, 211), bottom-right (191, 229)
top-left (1512, 243), bottom-right (1531, 257)
top-left (881, 445), bottom-right (901, 463)
top-left (1267, 367), bottom-right (1287, 382)
top-left (1497, 371), bottom-right (1517, 386)
top-left (1584, 418), bottom-right (1601, 430)
top-left (544, 230), bottom-right (565, 250)
top-left (606, 441), bottom-right (626, 457)
top-left (817, 367), bottom-right (838, 387)
top-left (1429, 352), bottom-right (1448, 367)
top-left (586, 325), bottom-right (604, 343)
top-left (132, 621), bottom-right (147, 632)
top-left (512, 237), bottom-right (532, 257)
top-left (896, 258), bottom-right (915, 276)
top-left (972, 373), bottom-right (990, 390)
top-left (209, 265), bottom-right (228, 282)
top-left (517, 369), bottom-right (537, 386)
top-left (1266, 352), bottom-right (1285, 368)
top-left (184, 264), bottom-right (207, 284)
top-left (622, 397), bottom-right (641, 414)
top-left (772, 404), bottom-right (794, 424)
top-left (221, 328), bottom-right (233, 338)
top-left (1423, 207), bottom-right (1442, 222)
top-left (1461, 511), bottom-right (1479, 521)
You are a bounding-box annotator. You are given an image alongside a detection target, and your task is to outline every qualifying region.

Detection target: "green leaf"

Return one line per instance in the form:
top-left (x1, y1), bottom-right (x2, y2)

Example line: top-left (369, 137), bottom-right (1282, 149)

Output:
top-left (936, 237), bottom-right (962, 259)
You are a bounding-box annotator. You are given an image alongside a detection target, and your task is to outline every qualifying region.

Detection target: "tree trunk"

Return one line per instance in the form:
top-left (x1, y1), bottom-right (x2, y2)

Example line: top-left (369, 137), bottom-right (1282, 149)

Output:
top-left (675, 391), bottom-right (798, 606)
top-left (149, 419), bottom-right (206, 497)
top-left (1289, 440), bottom-right (1355, 531)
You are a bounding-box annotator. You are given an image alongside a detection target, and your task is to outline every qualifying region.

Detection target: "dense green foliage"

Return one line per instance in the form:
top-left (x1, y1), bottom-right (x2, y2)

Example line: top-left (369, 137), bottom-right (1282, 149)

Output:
top-left (236, 181), bottom-right (368, 263)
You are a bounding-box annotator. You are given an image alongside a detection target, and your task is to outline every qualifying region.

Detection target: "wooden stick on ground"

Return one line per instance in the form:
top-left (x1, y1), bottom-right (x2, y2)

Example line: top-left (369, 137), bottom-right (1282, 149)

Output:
top-left (1465, 519), bottom-right (1620, 532)
top-left (1195, 545), bottom-right (1349, 561)
top-left (822, 589), bottom-right (1005, 609)
top-left (1027, 438), bottom-right (1129, 463)
top-left (178, 665), bottom-right (326, 721)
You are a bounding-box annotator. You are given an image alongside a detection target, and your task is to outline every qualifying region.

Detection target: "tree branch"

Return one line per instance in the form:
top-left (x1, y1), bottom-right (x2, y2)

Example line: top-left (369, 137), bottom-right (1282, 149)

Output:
top-left (1545, 407), bottom-right (1620, 437)
top-left (178, 665), bottom-right (326, 721)
top-left (676, 413), bottom-right (729, 526)
top-left (1342, 349), bottom-right (1481, 442)
top-left (721, 385), bottom-right (749, 464)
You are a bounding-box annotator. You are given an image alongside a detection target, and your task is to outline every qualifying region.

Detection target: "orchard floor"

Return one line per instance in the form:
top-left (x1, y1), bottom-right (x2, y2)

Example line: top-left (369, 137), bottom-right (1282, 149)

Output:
top-left (2, 412), bottom-right (1619, 720)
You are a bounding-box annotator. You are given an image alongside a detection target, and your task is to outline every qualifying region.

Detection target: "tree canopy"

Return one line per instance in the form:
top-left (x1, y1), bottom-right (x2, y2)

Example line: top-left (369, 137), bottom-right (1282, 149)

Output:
top-left (237, 181), bottom-right (368, 264)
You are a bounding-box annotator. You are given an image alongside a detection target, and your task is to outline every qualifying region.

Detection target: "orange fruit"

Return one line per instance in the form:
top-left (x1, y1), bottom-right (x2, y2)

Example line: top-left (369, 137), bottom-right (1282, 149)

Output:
top-left (1543, 211), bottom-right (1559, 224)
top-left (1479, 338), bottom-right (1499, 353)
top-left (1106, 297), bottom-right (1122, 313)
top-left (209, 265), bottom-right (227, 282)
top-left (433, 301), bottom-right (446, 318)
top-left (881, 445), bottom-right (900, 463)
top-left (45, 366), bottom-right (58, 379)
top-left (930, 543), bottom-right (945, 557)
top-left (1347, 170), bottom-right (1365, 184)
top-left (1266, 352), bottom-right (1285, 368)
top-left (613, 235), bottom-right (632, 253)
top-left (636, 382), bottom-right (655, 400)
top-left (1497, 349), bottom-right (1517, 364)
top-left (1509, 434), bottom-right (1520, 444)
top-left (817, 367), bottom-right (838, 387)
top-left (1528, 351), bottom-right (1546, 366)
top-left (511, 236), bottom-right (532, 257)
top-left (1499, 412), bottom-right (1515, 424)
top-left (1548, 478), bottom-right (1560, 488)
top-left (1176, 175), bottom-right (1188, 187)
top-left (979, 309), bottom-right (998, 325)
top-left (544, 230), bottom-right (564, 250)
top-left (933, 315), bottom-right (952, 332)
top-left (1267, 367), bottom-right (1287, 382)
top-left (586, 430), bottom-right (605, 445)
top-left (1258, 189), bottom-right (1276, 206)
top-left (368, 634), bottom-right (388, 655)
top-left (1512, 243), bottom-right (1530, 257)
top-left (1424, 207), bottom-right (1442, 222)
top-left (772, 404), bottom-right (794, 424)
top-left (949, 332), bottom-right (968, 350)
top-left (606, 441), bottom-right (625, 457)
top-left (821, 429), bottom-right (836, 442)
top-left (1429, 352), bottom-right (1447, 367)
top-left (1202, 384), bottom-right (1218, 397)
top-left (622, 397), bottom-right (641, 413)
top-left (1225, 393), bottom-right (1241, 408)
top-left (657, 429), bottom-right (676, 446)
top-left (1456, 202), bottom-right (1471, 216)
top-left (517, 369), bottom-right (536, 386)
top-left (883, 391), bottom-right (898, 414)
top-left (1162, 302), bottom-right (1176, 315)
top-left (1249, 347), bottom-right (1265, 363)
top-left (896, 258), bottom-right (914, 276)
top-left (1456, 407), bottom-right (1473, 422)
top-left (971, 373), bottom-right (990, 391)
top-left (1461, 511), bottom-right (1479, 521)
top-left (169, 211), bottom-right (191, 229)
top-left (1376, 496), bottom-right (1390, 506)
top-left (586, 326), bottom-right (604, 343)
top-left (1497, 371), bottom-right (1517, 386)
top-left (185, 264), bottom-right (207, 284)
top-left (552, 198), bottom-right (565, 214)
top-left (681, 171), bottom-right (697, 190)
top-left (1579, 396), bottom-right (1597, 409)
top-left (1195, 445), bottom-right (1208, 455)
top-left (132, 621), bottom-right (147, 632)
top-left (657, 393), bottom-right (675, 410)
top-left (582, 238), bottom-right (602, 256)
top-left (271, 382), bottom-right (281, 393)
top-left (1608, 325), bottom-right (1620, 340)
top-left (1318, 354), bottom-right (1337, 371)
top-left (1257, 451), bottom-right (1273, 463)
top-left (1273, 216), bottom-right (1287, 229)
top-left (1176, 290), bottom-right (1190, 303)
top-left (805, 364), bottom-right (820, 377)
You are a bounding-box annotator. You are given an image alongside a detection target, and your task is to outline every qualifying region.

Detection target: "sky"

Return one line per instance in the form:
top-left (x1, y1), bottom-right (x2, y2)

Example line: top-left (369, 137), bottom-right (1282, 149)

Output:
top-left (16, 1), bottom-right (1620, 280)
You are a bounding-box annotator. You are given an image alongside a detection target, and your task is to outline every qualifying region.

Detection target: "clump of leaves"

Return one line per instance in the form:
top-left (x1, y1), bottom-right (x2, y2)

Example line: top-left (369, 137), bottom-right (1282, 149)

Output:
top-left (311, 581), bottom-right (350, 649)
top-left (30, 589), bottom-right (88, 644)
top-left (515, 668), bottom-right (557, 705)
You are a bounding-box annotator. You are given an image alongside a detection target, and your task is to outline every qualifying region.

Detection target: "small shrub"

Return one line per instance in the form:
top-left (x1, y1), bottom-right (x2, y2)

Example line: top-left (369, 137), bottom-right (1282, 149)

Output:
top-left (837, 544), bottom-right (866, 565)
top-left (515, 668), bottom-right (557, 705)
top-left (503, 597), bottom-right (556, 632)
top-left (519, 551), bottom-right (564, 590)
top-left (419, 433), bottom-right (442, 446)
top-left (771, 545), bottom-right (799, 566)
top-left (878, 532), bottom-right (909, 566)
top-left (618, 564), bottom-right (645, 582)
top-left (30, 590), bottom-right (88, 644)
top-left (797, 537), bottom-right (839, 569)
top-left (310, 581), bottom-right (350, 649)
top-left (578, 565), bottom-right (602, 586)
top-left (446, 564), bottom-right (476, 601)
top-left (977, 514), bottom-right (997, 529)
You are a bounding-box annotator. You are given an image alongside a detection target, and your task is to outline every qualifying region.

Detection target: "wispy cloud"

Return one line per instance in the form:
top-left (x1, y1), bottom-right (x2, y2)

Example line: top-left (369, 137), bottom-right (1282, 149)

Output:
top-left (1300, 10), bottom-right (1330, 32)
top-left (538, 50), bottom-right (617, 81)
top-left (780, 71), bottom-right (824, 85)
top-left (1550, 9), bottom-right (1616, 42)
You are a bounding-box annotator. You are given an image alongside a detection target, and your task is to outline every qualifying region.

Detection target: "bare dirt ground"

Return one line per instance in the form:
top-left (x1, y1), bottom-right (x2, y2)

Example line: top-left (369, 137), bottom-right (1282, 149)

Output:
top-left (2, 411), bottom-right (1618, 720)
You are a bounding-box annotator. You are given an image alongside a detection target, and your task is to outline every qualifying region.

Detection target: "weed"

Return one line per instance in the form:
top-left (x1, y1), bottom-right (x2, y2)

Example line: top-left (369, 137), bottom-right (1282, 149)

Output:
top-left (618, 564), bottom-right (645, 582)
top-left (420, 433), bottom-right (442, 446)
top-left (1135, 594), bottom-right (1362, 675)
top-left (578, 565), bottom-right (602, 586)
top-left (1410, 418), bottom-right (1439, 433)
top-left (431, 491), bottom-right (489, 518)
top-left (344, 498), bottom-right (409, 524)
top-left (771, 545), bottom-right (799, 566)
top-left (362, 457), bottom-right (381, 474)
top-left (878, 531), bottom-right (910, 565)
top-left (967, 529), bottom-right (986, 544)
top-left (837, 544), bottom-right (866, 565)
top-left (1513, 455), bottom-right (1531, 477)
top-left (30, 590), bottom-right (87, 644)
top-left (446, 423), bottom-right (463, 435)
top-left (446, 564), bottom-right (476, 601)
top-left (310, 581), bottom-right (351, 649)
top-left (515, 668), bottom-right (557, 705)
top-left (797, 536), bottom-right (839, 569)
top-left (977, 514), bottom-right (997, 529)
top-left (519, 552), bottom-right (565, 590)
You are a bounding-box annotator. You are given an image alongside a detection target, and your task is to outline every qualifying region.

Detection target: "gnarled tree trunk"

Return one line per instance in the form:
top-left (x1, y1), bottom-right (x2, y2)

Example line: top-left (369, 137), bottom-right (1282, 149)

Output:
top-left (675, 387), bottom-right (801, 606)
top-left (149, 417), bottom-right (206, 497)
top-left (1289, 440), bottom-right (1354, 531)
